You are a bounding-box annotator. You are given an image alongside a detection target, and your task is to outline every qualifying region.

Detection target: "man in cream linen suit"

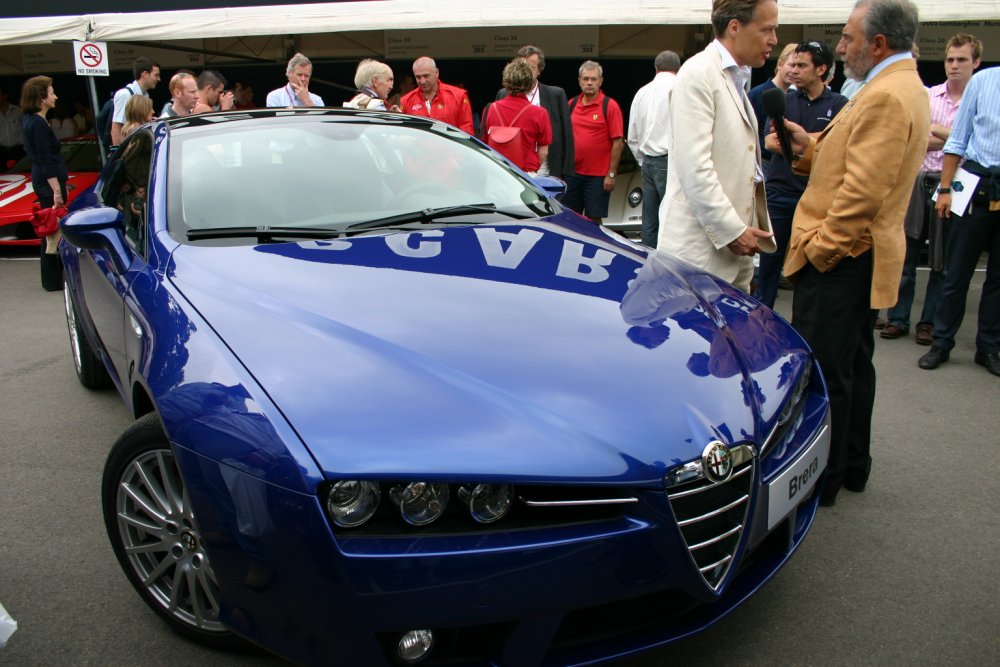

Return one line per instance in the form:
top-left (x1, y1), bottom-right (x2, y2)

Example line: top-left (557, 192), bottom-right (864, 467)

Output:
top-left (658, 0), bottom-right (777, 293)
top-left (778, 0), bottom-right (929, 506)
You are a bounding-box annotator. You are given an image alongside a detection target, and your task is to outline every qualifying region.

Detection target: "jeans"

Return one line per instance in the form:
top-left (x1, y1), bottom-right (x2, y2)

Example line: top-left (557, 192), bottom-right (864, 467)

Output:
top-left (755, 191), bottom-right (797, 308)
top-left (887, 176), bottom-right (947, 331)
top-left (886, 231), bottom-right (947, 331)
top-left (640, 153), bottom-right (668, 247)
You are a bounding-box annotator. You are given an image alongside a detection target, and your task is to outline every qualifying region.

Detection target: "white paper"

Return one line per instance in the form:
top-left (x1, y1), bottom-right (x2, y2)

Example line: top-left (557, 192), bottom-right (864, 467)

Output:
top-left (0, 600), bottom-right (16, 648)
top-left (932, 166), bottom-right (980, 217)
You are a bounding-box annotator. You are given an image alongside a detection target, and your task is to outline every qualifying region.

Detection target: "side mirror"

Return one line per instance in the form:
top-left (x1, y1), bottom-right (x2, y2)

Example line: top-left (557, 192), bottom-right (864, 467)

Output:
top-left (532, 175), bottom-right (567, 202)
top-left (60, 206), bottom-right (133, 274)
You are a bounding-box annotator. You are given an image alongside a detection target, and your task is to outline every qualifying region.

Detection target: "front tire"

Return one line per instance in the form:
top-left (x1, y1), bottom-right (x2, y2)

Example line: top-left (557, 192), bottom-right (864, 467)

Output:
top-left (63, 281), bottom-right (111, 389)
top-left (102, 413), bottom-right (244, 650)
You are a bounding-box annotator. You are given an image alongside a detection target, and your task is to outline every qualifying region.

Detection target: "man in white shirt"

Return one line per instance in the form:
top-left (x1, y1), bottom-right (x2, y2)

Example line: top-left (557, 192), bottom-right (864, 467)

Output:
top-left (628, 50), bottom-right (680, 248)
top-left (266, 53), bottom-right (324, 108)
top-left (111, 57), bottom-right (160, 146)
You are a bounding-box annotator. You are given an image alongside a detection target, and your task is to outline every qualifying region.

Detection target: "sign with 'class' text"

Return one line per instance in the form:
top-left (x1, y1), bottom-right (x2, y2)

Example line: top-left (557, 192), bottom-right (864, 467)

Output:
top-left (385, 27), bottom-right (599, 59)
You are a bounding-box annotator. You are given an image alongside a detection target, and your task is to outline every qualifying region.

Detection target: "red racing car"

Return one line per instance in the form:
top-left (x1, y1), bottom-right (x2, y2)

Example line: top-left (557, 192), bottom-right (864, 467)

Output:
top-left (0, 135), bottom-right (101, 246)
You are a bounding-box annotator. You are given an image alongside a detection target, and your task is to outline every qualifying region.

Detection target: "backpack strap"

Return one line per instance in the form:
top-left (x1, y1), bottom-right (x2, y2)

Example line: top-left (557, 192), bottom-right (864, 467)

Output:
top-left (508, 103), bottom-right (531, 126)
top-left (490, 103), bottom-right (507, 127)
top-left (568, 94), bottom-right (610, 119)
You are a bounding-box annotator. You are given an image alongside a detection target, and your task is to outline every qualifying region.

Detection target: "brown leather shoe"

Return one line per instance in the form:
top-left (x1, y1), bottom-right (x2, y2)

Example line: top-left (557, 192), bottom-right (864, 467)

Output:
top-left (915, 323), bottom-right (933, 346)
top-left (874, 316), bottom-right (886, 330)
top-left (880, 324), bottom-right (908, 339)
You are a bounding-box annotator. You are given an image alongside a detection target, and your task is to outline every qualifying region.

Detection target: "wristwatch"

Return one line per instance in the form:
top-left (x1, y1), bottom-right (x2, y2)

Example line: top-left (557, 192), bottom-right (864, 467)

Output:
top-left (937, 187), bottom-right (951, 194)
top-left (607, 171), bottom-right (616, 178)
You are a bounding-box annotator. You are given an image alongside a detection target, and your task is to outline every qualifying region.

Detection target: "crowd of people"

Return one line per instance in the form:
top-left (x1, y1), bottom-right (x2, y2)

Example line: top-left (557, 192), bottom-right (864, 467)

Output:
top-left (646, 0), bottom-right (996, 509)
top-left (6, 0), bottom-right (995, 506)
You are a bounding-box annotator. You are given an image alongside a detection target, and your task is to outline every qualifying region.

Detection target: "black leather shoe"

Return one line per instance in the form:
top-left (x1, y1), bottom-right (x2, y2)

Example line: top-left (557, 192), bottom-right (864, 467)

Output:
top-left (919, 347), bottom-right (950, 370)
top-left (975, 350), bottom-right (1000, 377)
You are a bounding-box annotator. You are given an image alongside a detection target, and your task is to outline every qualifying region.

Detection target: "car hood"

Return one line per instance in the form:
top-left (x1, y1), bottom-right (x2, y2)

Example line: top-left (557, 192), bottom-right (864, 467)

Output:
top-left (168, 219), bottom-right (809, 485)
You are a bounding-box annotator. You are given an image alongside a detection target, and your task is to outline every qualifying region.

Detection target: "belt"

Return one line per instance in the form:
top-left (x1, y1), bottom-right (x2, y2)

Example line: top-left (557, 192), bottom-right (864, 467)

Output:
top-left (962, 160), bottom-right (1000, 207)
top-left (920, 171), bottom-right (941, 197)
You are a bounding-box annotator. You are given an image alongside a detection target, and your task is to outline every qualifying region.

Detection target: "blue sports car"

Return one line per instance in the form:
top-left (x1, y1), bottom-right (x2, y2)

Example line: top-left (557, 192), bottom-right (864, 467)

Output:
top-left (60, 109), bottom-right (830, 666)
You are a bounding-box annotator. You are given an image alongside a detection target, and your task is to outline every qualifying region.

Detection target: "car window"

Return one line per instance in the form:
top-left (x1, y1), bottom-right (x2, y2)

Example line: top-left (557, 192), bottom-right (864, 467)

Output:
top-left (101, 132), bottom-right (153, 256)
top-left (9, 137), bottom-right (101, 173)
top-left (168, 120), bottom-right (549, 243)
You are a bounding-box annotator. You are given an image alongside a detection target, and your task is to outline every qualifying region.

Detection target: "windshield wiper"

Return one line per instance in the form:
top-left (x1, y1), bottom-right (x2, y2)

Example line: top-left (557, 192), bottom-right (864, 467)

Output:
top-left (187, 226), bottom-right (342, 242)
top-left (344, 203), bottom-right (533, 233)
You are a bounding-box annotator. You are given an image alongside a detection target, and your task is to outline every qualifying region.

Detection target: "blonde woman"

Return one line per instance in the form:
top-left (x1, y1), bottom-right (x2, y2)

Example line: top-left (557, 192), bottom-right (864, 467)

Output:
top-left (122, 95), bottom-right (154, 139)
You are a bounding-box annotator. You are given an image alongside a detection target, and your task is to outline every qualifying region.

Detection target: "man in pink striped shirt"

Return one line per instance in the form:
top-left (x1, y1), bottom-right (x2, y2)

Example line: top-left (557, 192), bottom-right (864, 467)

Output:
top-left (882, 33), bottom-right (982, 344)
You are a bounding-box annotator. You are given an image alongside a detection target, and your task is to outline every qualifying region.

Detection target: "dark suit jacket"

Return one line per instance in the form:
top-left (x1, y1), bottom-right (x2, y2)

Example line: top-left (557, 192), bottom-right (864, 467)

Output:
top-left (497, 83), bottom-right (574, 178)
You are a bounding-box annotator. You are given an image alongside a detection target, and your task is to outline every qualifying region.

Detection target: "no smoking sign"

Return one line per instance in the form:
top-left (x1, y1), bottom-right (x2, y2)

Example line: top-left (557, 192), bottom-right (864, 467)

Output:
top-left (73, 41), bottom-right (109, 76)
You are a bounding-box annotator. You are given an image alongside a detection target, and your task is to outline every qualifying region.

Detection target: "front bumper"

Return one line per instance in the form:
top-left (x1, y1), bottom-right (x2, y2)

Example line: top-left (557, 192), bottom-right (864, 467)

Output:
top-left (173, 393), bottom-right (829, 666)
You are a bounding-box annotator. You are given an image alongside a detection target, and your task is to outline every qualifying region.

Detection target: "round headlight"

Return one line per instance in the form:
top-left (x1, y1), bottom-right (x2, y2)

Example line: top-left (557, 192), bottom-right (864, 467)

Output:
top-left (460, 484), bottom-right (513, 524)
top-left (628, 188), bottom-right (643, 208)
top-left (398, 629), bottom-right (434, 663)
top-left (327, 480), bottom-right (380, 528)
top-left (390, 482), bottom-right (450, 526)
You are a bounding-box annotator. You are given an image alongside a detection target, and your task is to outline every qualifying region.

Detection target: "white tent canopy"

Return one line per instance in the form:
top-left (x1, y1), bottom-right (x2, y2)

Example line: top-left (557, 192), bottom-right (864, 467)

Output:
top-left (2, 0), bottom-right (999, 46)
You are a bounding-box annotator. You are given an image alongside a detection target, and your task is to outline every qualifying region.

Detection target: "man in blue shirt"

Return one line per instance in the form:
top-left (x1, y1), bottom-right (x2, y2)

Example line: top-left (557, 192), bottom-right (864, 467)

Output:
top-left (919, 66), bottom-right (1000, 376)
top-left (757, 41), bottom-right (847, 307)
top-left (748, 42), bottom-right (797, 176)
top-left (266, 53), bottom-right (324, 108)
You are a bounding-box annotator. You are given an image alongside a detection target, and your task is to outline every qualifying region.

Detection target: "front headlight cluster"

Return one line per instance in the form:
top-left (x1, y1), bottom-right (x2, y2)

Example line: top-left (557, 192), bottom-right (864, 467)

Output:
top-left (326, 481), bottom-right (513, 529)
top-left (776, 362), bottom-right (812, 427)
top-left (766, 362), bottom-right (813, 458)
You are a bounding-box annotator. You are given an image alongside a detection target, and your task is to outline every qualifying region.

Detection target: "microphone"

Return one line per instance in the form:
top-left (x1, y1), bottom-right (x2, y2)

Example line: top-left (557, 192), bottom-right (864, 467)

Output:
top-left (761, 87), bottom-right (794, 164)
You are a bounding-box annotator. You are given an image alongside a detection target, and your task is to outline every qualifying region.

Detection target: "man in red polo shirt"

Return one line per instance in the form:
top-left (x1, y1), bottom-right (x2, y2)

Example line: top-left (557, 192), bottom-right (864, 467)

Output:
top-left (564, 60), bottom-right (624, 224)
top-left (400, 57), bottom-right (474, 135)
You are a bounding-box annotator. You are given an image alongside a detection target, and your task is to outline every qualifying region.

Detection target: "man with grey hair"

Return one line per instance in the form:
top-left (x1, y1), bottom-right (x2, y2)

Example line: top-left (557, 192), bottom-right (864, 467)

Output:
top-left (495, 45), bottom-right (575, 179)
top-left (344, 59), bottom-right (397, 111)
top-left (266, 53), bottom-right (324, 107)
top-left (628, 50), bottom-right (680, 247)
top-left (564, 60), bottom-right (624, 224)
top-left (778, 0), bottom-right (929, 505)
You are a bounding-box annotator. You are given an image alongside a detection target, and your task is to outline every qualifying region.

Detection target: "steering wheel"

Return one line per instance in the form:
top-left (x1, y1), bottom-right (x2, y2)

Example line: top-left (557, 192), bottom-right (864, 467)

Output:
top-left (392, 182), bottom-right (453, 208)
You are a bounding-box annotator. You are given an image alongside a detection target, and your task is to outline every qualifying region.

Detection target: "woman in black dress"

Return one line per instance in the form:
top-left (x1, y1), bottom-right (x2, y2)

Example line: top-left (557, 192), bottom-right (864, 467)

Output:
top-left (21, 76), bottom-right (67, 291)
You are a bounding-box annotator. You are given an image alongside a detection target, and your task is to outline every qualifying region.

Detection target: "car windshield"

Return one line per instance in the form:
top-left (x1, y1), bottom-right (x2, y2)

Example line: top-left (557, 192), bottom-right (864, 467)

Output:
top-left (10, 137), bottom-right (101, 172)
top-left (168, 119), bottom-right (555, 244)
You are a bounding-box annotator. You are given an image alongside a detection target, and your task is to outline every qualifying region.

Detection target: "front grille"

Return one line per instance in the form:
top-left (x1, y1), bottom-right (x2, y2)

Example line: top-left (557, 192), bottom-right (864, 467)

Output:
top-left (667, 457), bottom-right (754, 589)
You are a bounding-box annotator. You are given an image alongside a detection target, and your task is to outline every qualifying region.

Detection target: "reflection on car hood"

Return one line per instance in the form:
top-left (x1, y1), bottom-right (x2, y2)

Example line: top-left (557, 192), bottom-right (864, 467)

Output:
top-left (169, 218), bottom-right (809, 484)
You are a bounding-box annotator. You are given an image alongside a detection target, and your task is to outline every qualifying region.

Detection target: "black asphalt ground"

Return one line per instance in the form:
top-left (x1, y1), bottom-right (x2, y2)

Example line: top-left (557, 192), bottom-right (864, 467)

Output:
top-left (1, 248), bottom-right (997, 666)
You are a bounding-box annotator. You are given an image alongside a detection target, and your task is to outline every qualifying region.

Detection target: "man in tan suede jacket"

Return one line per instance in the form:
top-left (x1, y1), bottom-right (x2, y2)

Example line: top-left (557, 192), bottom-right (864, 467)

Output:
top-left (776, 0), bottom-right (930, 506)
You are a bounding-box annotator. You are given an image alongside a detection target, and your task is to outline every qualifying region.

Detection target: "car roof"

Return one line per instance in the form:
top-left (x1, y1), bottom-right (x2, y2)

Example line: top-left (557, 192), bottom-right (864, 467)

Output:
top-left (158, 107), bottom-right (446, 134)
